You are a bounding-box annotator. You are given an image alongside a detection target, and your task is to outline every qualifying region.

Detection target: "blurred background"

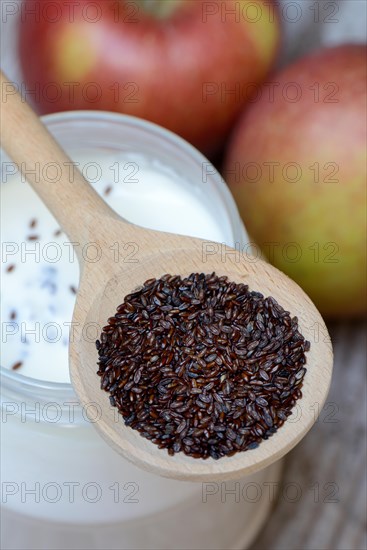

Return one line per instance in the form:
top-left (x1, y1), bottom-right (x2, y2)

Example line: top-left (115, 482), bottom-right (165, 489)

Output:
top-left (1, 1), bottom-right (366, 549)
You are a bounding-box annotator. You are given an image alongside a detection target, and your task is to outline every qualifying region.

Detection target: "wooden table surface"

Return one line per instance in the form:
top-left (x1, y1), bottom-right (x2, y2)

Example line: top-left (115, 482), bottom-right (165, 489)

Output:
top-left (251, 321), bottom-right (367, 550)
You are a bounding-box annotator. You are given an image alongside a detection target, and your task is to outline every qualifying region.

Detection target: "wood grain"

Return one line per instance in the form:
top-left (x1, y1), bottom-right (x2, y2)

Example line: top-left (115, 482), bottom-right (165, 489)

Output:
top-left (251, 321), bottom-right (367, 550)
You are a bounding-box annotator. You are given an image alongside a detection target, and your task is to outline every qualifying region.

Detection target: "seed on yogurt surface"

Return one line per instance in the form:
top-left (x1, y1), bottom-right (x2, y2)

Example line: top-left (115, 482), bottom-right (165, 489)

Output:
top-left (96, 273), bottom-right (310, 460)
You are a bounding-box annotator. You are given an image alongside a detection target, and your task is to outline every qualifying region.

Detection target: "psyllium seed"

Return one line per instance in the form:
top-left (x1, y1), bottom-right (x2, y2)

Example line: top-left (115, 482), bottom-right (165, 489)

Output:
top-left (96, 273), bottom-right (310, 460)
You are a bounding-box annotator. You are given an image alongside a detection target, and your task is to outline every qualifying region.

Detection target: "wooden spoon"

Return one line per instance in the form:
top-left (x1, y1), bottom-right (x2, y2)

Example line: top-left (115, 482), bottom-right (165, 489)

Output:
top-left (0, 71), bottom-right (333, 481)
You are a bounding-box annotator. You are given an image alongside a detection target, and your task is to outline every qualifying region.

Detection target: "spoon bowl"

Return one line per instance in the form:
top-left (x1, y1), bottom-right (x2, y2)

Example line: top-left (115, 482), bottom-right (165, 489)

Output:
top-left (73, 222), bottom-right (332, 480)
top-left (1, 71), bottom-right (333, 481)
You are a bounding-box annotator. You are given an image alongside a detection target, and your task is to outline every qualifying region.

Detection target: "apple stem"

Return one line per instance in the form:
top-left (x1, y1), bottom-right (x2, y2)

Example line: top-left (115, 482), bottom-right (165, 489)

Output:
top-left (136, 0), bottom-right (184, 19)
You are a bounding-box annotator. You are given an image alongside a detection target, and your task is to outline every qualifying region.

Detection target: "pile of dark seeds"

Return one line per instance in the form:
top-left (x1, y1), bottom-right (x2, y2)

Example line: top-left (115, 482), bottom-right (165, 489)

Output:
top-left (96, 273), bottom-right (310, 460)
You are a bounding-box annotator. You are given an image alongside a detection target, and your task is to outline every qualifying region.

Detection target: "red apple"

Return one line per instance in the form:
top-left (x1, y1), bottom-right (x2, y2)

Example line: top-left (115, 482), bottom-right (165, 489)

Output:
top-left (224, 44), bottom-right (367, 318)
top-left (18, 0), bottom-right (280, 155)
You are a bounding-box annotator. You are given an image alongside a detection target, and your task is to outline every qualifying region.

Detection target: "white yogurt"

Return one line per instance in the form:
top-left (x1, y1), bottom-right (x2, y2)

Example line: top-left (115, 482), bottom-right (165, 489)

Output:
top-left (0, 119), bottom-right (281, 550)
top-left (1, 152), bottom-right (227, 382)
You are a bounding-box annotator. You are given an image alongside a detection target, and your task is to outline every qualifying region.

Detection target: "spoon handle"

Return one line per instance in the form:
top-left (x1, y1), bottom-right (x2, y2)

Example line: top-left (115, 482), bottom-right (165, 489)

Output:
top-left (0, 70), bottom-right (120, 244)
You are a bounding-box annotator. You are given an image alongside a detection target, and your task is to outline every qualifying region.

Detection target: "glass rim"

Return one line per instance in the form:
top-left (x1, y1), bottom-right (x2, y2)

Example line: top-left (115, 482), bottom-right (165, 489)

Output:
top-left (1, 109), bottom-right (245, 399)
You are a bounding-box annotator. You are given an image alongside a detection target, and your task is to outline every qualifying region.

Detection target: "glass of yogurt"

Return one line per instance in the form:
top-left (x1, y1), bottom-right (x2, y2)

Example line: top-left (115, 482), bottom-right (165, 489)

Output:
top-left (1, 111), bottom-right (281, 550)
